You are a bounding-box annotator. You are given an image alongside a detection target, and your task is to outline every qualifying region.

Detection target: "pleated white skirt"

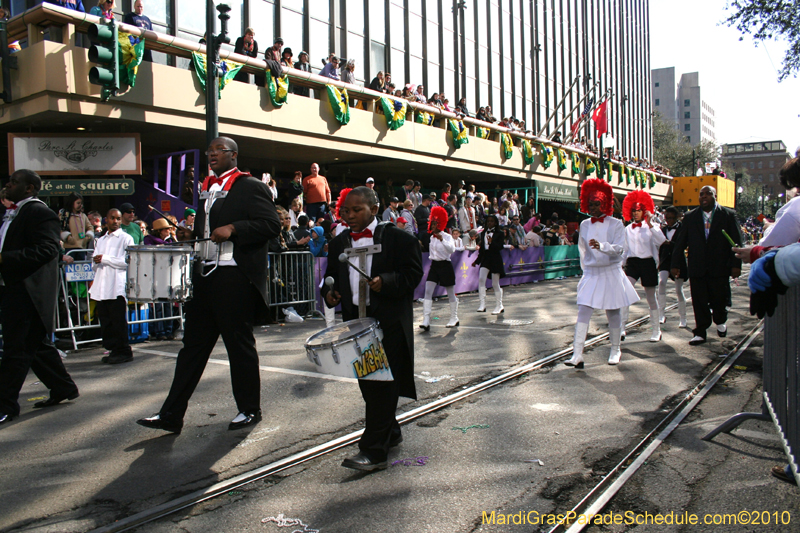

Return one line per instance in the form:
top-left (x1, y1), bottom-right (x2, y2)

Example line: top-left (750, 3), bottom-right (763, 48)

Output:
top-left (577, 264), bottom-right (640, 310)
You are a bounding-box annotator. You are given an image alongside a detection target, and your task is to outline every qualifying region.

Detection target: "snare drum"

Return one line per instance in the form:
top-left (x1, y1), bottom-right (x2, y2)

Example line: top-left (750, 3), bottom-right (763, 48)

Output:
top-left (304, 318), bottom-right (393, 381)
top-left (126, 245), bottom-right (194, 302)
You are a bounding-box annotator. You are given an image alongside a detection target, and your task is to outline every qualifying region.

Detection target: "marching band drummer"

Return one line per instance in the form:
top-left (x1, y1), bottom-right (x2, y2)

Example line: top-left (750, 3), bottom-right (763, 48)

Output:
top-left (322, 187), bottom-right (423, 471)
top-left (420, 206), bottom-right (460, 330)
top-left (137, 137), bottom-right (281, 434)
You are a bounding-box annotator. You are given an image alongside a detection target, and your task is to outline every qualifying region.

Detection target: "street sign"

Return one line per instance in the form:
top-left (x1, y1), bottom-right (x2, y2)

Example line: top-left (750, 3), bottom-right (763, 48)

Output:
top-left (40, 178), bottom-right (135, 196)
top-left (64, 263), bottom-right (95, 282)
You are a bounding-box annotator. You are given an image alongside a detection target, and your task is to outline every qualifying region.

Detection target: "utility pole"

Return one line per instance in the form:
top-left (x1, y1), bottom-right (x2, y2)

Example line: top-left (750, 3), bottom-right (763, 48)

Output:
top-left (455, 1), bottom-right (467, 101)
top-left (206, 1), bottom-right (231, 149)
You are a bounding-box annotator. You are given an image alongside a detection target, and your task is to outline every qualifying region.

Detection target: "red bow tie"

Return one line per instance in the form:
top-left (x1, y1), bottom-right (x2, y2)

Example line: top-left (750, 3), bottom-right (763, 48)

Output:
top-left (590, 216), bottom-right (605, 224)
top-left (207, 175), bottom-right (224, 188)
top-left (631, 222), bottom-right (643, 229)
top-left (350, 228), bottom-right (373, 240)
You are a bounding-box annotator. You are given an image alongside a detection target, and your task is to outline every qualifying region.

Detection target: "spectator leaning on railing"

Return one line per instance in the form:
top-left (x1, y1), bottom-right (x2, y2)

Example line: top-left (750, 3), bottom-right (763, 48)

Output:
top-left (320, 56), bottom-right (340, 80)
top-left (123, 0), bottom-right (153, 62)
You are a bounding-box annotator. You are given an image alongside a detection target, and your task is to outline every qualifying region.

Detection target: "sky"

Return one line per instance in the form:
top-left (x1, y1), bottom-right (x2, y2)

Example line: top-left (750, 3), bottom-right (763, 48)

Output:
top-left (650, 0), bottom-right (800, 156)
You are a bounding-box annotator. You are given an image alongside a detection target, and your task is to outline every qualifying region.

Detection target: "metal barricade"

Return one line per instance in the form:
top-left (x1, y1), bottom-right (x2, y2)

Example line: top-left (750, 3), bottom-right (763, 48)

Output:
top-left (702, 284), bottom-right (800, 486)
top-left (267, 251), bottom-right (321, 318)
top-left (55, 249), bottom-right (184, 350)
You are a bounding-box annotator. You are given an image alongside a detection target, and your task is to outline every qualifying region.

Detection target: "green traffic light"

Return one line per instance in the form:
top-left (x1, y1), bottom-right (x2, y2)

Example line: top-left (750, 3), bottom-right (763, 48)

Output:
top-left (87, 19), bottom-right (119, 101)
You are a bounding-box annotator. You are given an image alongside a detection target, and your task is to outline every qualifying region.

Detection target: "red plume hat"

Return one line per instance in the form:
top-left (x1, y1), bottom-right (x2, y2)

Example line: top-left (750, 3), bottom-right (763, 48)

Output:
top-left (428, 205), bottom-right (449, 233)
top-left (622, 190), bottom-right (654, 222)
top-left (335, 188), bottom-right (352, 219)
top-left (580, 178), bottom-right (614, 217)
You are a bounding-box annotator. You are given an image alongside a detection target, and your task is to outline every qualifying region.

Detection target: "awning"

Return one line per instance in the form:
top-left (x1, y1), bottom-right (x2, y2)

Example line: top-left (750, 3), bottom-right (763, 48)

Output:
top-left (535, 180), bottom-right (578, 202)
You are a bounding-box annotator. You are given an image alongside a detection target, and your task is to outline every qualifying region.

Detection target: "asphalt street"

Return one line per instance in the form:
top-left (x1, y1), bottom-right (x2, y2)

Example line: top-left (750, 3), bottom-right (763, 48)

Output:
top-left (1, 273), bottom-right (795, 533)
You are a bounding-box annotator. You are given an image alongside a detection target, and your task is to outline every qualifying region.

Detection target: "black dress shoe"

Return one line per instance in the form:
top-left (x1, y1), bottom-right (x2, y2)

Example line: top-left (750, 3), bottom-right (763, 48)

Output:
top-left (341, 452), bottom-right (388, 471)
top-left (228, 411), bottom-right (262, 430)
top-left (418, 324), bottom-right (430, 332)
top-left (0, 413), bottom-right (14, 426)
top-left (33, 390), bottom-right (79, 409)
top-left (137, 414), bottom-right (183, 434)
top-left (104, 354), bottom-right (133, 365)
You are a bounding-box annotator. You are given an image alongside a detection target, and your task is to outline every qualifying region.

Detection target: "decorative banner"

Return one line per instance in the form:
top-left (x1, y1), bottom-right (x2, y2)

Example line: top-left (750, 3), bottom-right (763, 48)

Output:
top-left (476, 127), bottom-right (490, 139)
top-left (521, 140), bottom-right (534, 165)
top-left (326, 84), bottom-right (350, 125)
top-left (585, 158), bottom-right (596, 175)
top-left (625, 166), bottom-right (631, 185)
top-left (9, 133), bottom-right (142, 175)
top-left (571, 152), bottom-right (581, 174)
top-left (500, 133), bottom-right (513, 159)
top-left (40, 178), bottom-right (135, 196)
top-left (539, 143), bottom-right (554, 169)
top-left (380, 97), bottom-right (407, 130)
top-left (415, 111), bottom-right (433, 125)
top-left (118, 31), bottom-right (144, 87)
top-left (618, 164), bottom-right (624, 185)
top-left (606, 161), bottom-right (613, 182)
top-left (266, 71), bottom-right (289, 108)
top-left (635, 169), bottom-right (642, 188)
top-left (648, 171), bottom-right (656, 189)
top-left (449, 119), bottom-right (469, 148)
top-left (557, 148), bottom-right (568, 170)
top-left (192, 52), bottom-right (243, 99)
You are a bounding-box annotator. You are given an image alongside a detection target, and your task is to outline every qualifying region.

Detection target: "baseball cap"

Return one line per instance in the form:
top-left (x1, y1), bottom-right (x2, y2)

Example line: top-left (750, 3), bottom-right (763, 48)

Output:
top-left (390, 197), bottom-right (399, 203)
top-left (119, 202), bottom-right (135, 213)
top-left (366, 177), bottom-right (374, 183)
top-left (397, 217), bottom-right (408, 224)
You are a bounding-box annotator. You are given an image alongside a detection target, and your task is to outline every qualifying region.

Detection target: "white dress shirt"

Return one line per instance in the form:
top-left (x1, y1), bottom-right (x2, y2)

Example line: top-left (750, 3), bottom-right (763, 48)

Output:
top-left (458, 205), bottom-right (477, 233)
top-left (89, 228), bottom-right (134, 301)
top-left (624, 222), bottom-right (666, 261)
top-left (349, 218), bottom-right (378, 306)
top-left (205, 168), bottom-right (241, 267)
top-left (428, 231), bottom-right (456, 261)
top-left (578, 216), bottom-right (625, 269)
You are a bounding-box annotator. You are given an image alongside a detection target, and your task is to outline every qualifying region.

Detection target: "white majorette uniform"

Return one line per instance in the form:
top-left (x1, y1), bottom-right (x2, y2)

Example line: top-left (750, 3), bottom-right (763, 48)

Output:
top-left (420, 206), bottom-right (459, 329)
top-left (621, 190), bottom-right (665, 342)
top-left (565, 179), bottom-right (638, 369)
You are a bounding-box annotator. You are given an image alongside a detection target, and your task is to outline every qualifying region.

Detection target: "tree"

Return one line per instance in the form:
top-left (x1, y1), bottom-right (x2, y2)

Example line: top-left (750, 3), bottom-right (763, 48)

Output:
top-left (652, 112), bottom-right (717, 177)
top-left (724, 1), bottom-right (800, 81)
top-left (718, 163), bottom-right (762, 219)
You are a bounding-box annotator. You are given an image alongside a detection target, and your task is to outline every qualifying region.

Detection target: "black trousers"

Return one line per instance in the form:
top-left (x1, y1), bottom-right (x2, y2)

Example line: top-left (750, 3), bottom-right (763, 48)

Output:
top-left (159, 267), bottom-right (261, 421)
top-left (689, 275), bottom-right (730, 338)
top-left (358, 379), bottom-right (401, 462)
top-left (95, 296), bottom-right (132, 357)
top-left (0, 284), bottom-right (78, 416)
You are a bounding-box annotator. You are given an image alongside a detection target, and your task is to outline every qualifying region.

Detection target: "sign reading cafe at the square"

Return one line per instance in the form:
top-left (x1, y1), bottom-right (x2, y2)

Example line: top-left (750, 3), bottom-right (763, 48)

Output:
top-left (8, 133), bottom-right (141, 175)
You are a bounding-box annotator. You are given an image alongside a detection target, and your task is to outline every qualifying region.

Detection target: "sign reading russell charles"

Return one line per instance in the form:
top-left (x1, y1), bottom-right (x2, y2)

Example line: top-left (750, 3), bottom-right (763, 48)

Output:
top-left (8, 133), bottom-right (141, 175)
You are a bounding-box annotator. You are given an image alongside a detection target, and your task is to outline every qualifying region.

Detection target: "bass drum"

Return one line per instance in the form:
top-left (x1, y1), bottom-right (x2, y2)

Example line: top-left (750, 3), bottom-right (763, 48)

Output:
top-left (304, 318), bottom-right (393, 381)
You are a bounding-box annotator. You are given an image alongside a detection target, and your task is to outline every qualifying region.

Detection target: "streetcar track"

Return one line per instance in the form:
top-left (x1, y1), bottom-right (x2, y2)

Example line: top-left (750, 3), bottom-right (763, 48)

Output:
top-left (87, 302), bottom-right (682, 533)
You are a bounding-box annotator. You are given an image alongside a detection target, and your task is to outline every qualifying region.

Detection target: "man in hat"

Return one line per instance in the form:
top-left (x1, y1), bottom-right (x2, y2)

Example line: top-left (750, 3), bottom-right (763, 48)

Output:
top-left (293, 51), bottom-right (311, 97)
top-left (90, 208), bottom-right (136, 365)
top-left (366, 177), bottom-right (375, 190)
top-left (265, 36), bottom-right (283, 62)
top-left (179, 208), bottom-right (196, 230)
top-left (382, 197), bottom-right (400, 224)
top-left (119, 202), bottom-right (142, 244)
top-left (396, 216), bottom-right (408, 231)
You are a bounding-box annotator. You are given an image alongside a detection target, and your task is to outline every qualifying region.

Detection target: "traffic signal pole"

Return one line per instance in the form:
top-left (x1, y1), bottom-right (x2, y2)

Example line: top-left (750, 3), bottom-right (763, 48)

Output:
top-left (205, 2), bottom-right (231, 150)
top-left (88, 17), bottom-right (119, 101)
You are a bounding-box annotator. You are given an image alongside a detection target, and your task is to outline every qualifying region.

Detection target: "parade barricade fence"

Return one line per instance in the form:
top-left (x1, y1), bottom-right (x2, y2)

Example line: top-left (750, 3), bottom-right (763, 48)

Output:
top-left (267, 251), bottom-right (321, 318)
top-left (702, 284), bottom-right (800, 486)
top-left (56, 250), bottom-right (183, 351)
top-left (313, 246), bottom-right (581, 313)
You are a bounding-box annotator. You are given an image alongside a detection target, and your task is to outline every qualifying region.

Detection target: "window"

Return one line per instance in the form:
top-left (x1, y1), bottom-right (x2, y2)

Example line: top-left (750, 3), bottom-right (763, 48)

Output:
top-left (769, 160), bottom-right (775, 168)
top-left (769, 174), bottom-right (775, 182)
top-left (655, 82), bottom-right (659, 87)
top-left (758, 161), bottom-right (763, 169)
top-left (685, 136), bottom-right (691, 143)
top-left (684, 99), bottom-right (690, 107)
top-left (655, 99), bottom-right (659, 106)
top-left (684, 112), bottom-right (690, 119)
top-left (684, 124), bottom-right (690, 131)
top-left (750, 162), bottom-right (755, 170)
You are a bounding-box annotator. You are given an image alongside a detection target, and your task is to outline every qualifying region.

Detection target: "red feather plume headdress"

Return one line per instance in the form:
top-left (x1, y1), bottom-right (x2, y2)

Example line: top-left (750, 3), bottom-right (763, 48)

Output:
top-left (580, 178), bottom-right (613, 217)
top-left (335, 188), bottom-right (352, 219)
top-left (622, 190), bottom-right (654, 222)
top-left (428, 206), bottom-right (449, 232)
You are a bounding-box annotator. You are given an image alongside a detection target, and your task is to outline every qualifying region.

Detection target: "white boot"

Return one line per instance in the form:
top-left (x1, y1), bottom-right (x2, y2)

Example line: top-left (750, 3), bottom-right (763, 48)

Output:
top-left (608, 328), bottom-right (622, 365)
top-left (565, 322), bottom-right (589, 369)
top-left (491, 286), bottom-right (504, 314)
top-left (446, 297), bottom-right (459, 327)
top-left (657, 292), bottom-right (667, 324)
top-left (649, 308), bottom-right (662, 342)
top-left (620, 307), bottom-right (629, 341)
top-left (419, 299), bottom-right (432, 331)
top-left (477, 285), bottom-right (486, 312)
top-left (324, 304), bottom-right (336, 328)
top-left (678, 298), bottom-right (687, 328)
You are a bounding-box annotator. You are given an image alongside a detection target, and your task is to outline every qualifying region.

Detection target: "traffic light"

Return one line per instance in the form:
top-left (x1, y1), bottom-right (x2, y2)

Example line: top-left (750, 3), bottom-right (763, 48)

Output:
top-left (88, 18), bottom-right (119, 101)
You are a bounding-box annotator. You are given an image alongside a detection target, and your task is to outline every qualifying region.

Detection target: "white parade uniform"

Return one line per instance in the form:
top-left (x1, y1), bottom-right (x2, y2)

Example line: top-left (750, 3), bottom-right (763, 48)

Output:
top-left (576, 216), bottom-right (639, 309)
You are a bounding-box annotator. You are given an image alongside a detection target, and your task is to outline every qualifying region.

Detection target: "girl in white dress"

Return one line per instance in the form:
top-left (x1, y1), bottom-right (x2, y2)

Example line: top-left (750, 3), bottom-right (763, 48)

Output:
top-left (420, 207), bottom-right (460, 329)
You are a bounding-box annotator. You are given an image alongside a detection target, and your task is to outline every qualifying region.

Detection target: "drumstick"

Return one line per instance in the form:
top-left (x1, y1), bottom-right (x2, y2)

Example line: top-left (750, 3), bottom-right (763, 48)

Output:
top-left (325, 276), bottom-right (335, 287)
top-left (338, 253), bottom-right (371, 280)
top-left (147, 205), bottom-right (180, 228)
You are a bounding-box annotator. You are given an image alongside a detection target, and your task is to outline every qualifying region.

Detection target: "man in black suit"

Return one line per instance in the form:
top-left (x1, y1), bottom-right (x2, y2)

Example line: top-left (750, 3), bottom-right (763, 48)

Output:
top-left (137, 137), bottom-right (281, 434)
top-left (323, 187), bottom-right (423, 471)
top-left (671, 185), bottom-right (742, 345)
top-left (0, 169), bottom-right (79, 427)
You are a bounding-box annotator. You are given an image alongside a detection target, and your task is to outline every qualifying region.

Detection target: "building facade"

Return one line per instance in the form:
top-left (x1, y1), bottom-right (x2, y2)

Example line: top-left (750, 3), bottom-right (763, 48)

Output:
top-left (652, 67), bottom-right (715, 146)
top-left (17, 0), bottom-right (655, 160)
top-left (721, 140), bottom-right (792, 196)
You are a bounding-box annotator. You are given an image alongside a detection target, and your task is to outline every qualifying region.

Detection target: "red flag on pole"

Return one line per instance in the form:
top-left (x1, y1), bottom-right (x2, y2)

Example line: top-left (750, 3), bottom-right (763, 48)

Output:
top-left (592, 100), bottom-right (609, 135)
top-left (569, 120), bottom-right (581, 138)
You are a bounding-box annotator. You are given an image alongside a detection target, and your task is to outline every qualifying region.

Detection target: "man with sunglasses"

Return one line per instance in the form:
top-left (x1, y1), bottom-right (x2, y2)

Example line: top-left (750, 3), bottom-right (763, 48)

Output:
top-left (137, 137), bottom-right (281, 435)
top-left (320, 56), bottom-right (340, 80)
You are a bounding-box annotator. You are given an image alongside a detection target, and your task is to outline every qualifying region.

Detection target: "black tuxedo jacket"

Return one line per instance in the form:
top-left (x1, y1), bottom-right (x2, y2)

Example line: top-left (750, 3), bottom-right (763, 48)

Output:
top-left (322, 222), bottom-right (423, 399)
top-left (671, 204), bottom-right (742, 278)
top-left (475, 228), bottom-right (506, 277)
top-left (192, 174), bottom-right (281, 319)
top-left (0, 198), bottom-right (61, 333)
